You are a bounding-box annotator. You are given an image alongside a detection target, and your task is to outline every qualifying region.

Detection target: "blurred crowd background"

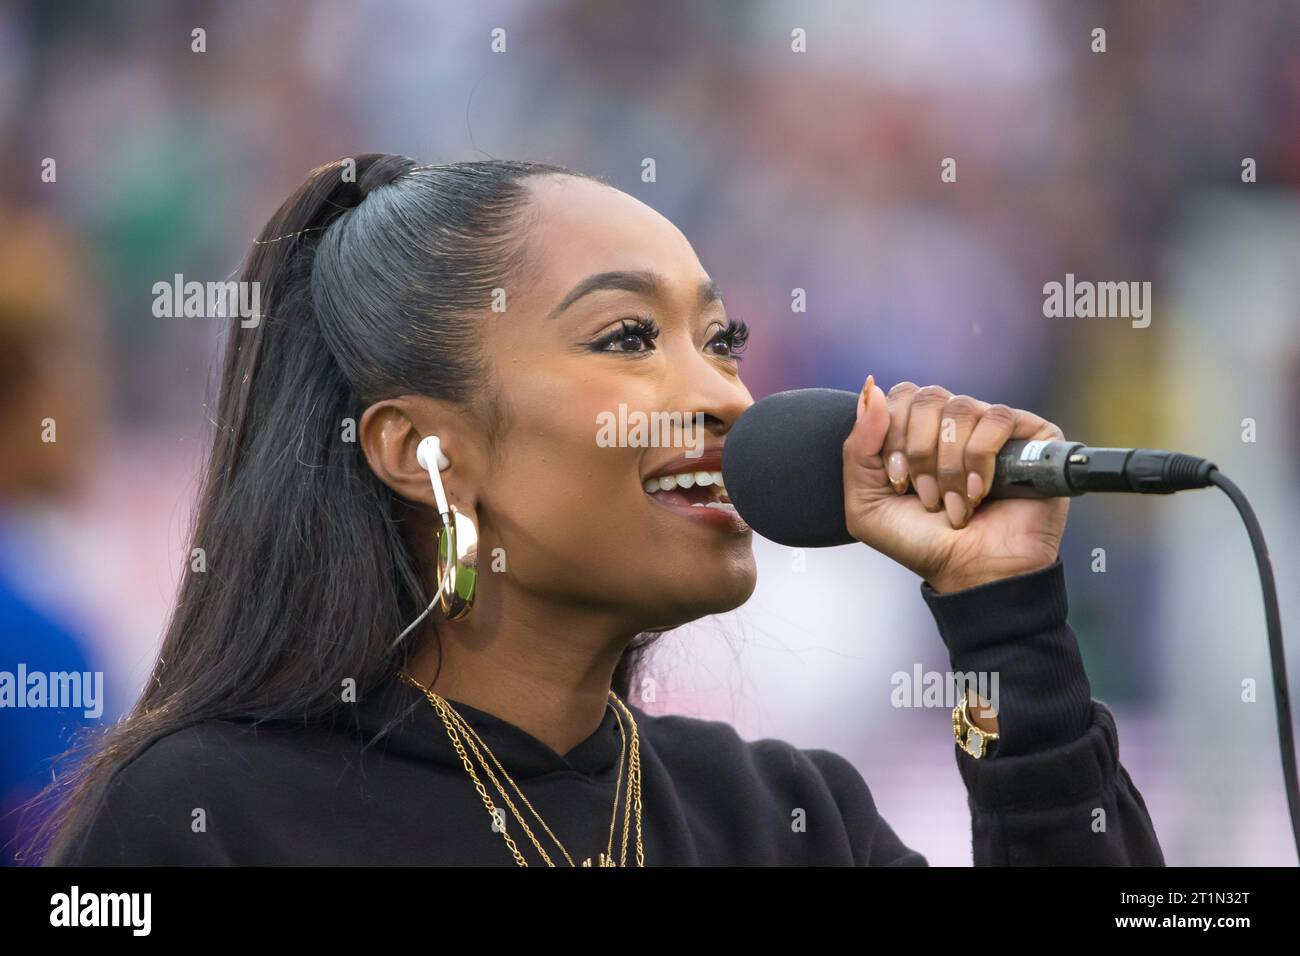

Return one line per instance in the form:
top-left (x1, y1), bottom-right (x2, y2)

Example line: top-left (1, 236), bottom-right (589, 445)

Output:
top-left (1, 0), bottom-right (1298, 865)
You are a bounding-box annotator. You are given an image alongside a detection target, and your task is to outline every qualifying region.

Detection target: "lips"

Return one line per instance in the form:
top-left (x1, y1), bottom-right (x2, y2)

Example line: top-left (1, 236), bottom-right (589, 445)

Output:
top-left (641, 446), bottom-right (749, 532)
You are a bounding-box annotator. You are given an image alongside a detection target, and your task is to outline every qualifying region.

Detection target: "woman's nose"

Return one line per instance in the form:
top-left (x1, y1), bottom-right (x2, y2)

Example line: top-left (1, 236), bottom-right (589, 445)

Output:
top-left (664, 365), bottom-right (752, 436)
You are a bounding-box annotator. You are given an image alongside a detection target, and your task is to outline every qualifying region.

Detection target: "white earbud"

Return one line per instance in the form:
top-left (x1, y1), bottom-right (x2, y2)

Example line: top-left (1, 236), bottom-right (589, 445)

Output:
top-left (415, 436), bottom-right (453, 516)
top-left (416, 435), bottom-right (451, 473)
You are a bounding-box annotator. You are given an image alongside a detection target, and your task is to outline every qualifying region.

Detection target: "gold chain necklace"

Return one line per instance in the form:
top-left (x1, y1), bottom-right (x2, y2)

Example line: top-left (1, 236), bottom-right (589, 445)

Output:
top-left (397, 671), bottom-right (645, 866)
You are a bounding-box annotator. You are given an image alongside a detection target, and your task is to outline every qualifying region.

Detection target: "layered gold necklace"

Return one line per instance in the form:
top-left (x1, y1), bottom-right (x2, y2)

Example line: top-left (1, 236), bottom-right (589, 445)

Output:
top-left (397, 671), bottom-right (645, 866)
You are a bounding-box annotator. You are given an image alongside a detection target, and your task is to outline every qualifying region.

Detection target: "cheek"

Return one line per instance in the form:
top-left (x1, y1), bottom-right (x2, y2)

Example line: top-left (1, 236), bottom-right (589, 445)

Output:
top-left (506, 381), bottom-right (644, 507)
top-left (483, 408), bottom-right (644, 565)
top-left (480, 378), bottom-right (757, 615)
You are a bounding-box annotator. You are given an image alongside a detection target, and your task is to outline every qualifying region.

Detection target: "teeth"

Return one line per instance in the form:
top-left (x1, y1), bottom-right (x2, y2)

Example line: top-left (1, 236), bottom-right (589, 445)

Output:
top-left (643, 470), bottom-right (726, 494)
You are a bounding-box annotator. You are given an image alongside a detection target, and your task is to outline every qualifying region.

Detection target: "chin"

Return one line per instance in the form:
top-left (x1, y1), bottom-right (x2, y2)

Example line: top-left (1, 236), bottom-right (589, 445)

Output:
top-left (640, 559), bottom-right (758, 630)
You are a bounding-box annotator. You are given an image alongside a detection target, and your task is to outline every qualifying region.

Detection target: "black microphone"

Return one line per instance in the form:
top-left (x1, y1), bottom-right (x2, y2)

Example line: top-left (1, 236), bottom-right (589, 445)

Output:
top-left (721, 387), bottom-right (1218, 547)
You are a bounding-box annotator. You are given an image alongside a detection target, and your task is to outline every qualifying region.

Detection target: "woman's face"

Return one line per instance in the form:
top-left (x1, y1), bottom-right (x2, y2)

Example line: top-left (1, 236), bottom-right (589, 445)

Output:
top-left (471, 175), bottom-right (757, 632)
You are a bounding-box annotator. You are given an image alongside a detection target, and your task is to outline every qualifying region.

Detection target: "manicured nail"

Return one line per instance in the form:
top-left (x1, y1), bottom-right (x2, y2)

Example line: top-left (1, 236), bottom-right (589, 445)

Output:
top-left (944, 491), bottom-right (969, 528)
top-left (857, 374), bottom-right (874, 422)
top-left (915, 474), bottom-right (941, 510)
top-left (966, 471), bottom-right (984, 504)
top-left (887, 451), bottom-right (909, 493)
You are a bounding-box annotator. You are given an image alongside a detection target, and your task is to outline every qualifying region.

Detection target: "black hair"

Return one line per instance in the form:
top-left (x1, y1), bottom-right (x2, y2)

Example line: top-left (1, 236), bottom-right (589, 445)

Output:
top-left (25, 154), bottom-right (661, 864)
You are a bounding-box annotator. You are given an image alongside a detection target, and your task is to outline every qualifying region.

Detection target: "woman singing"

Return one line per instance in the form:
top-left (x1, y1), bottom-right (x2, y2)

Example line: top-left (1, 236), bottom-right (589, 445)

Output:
top-left (38, 154), bottom-right (1162, 866)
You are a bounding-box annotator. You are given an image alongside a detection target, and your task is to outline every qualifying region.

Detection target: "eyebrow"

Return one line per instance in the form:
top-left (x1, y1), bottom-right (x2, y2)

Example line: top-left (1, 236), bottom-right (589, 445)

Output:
top-left (544, 270), bottom-right (724, 321)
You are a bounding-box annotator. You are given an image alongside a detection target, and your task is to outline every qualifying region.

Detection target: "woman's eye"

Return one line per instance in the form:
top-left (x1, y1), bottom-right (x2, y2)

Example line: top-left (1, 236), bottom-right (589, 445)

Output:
top-left (613, 330), bottom-right (652, 351)
top-left (593, 318), bottom-right (659, 354)
top-left (707, 319), bottom-right (750, 361)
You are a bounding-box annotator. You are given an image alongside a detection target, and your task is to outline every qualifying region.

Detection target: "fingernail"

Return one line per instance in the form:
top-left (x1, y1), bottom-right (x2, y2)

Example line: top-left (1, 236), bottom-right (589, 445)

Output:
top-left (857, 374), bottom-right (874, 422)
top-left (887, 451), bottom-right (908, 493)
top-left (966, 471), bottom-right (984, 503)
top-left (915, 474), bottom-right (940, 510)
top-left (944, 491), bottom-right (969, 528)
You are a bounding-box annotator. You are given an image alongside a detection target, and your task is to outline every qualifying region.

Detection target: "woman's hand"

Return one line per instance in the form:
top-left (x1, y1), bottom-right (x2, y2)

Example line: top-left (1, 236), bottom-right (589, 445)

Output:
top-left (843, 377), bottom-right (1069, 594)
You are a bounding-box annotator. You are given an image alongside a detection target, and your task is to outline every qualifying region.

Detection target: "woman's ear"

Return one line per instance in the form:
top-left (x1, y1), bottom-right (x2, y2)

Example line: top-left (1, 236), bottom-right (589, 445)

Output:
top-left (358, 397), bottom-right (479, 509)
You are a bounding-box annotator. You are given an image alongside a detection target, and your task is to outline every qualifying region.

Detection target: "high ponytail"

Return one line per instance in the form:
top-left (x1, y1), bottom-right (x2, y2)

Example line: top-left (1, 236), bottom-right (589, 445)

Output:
top-left (209, 154), bottom-right (418, 493)
top-left (26, 154), bottom-right (661, 865)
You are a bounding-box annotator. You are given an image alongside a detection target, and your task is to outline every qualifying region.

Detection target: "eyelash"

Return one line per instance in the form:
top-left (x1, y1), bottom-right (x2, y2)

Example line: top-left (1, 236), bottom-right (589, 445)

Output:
top-left (590, 316), bottom-right (750, 362)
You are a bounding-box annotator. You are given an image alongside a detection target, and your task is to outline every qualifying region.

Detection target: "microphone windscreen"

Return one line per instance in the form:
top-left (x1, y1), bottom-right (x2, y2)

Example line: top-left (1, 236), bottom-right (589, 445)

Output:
top-left (722, 388), bottom-right (860, 547)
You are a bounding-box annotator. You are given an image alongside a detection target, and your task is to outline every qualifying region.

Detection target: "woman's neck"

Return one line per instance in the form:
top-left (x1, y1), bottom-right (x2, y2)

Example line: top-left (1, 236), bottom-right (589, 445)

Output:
top-left (403, 591), bottom-right (637, 758)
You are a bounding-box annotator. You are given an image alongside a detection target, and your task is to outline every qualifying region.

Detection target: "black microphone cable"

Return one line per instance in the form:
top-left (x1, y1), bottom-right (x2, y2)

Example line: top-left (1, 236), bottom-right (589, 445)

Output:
top-left (1207, 468), bottom-right (1298, 862)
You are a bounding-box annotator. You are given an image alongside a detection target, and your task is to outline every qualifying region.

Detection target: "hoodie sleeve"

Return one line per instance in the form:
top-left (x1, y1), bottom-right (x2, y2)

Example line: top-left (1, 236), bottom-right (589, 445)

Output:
top-left (920, 557), bottom-right (1165, 865)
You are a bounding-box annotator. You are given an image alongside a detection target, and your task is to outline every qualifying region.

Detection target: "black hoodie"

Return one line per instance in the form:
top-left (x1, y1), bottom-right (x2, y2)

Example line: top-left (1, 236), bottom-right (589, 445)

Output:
top-left (51, 557), bottom-right (1164, 866)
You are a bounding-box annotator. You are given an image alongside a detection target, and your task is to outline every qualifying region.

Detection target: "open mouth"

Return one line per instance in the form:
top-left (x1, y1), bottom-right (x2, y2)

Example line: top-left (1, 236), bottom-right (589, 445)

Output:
top-left (641, 469), bottom-right (737, 513)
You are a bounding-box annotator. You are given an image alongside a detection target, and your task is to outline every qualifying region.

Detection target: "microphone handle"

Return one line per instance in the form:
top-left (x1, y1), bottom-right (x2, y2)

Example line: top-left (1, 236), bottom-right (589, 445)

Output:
top-left (983, 440), bottom-right (1218, 498)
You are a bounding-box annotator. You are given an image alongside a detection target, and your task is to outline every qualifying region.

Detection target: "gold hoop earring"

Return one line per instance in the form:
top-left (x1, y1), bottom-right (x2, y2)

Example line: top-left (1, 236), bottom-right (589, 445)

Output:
top-left (436, 505), bottom-right (478, 620)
